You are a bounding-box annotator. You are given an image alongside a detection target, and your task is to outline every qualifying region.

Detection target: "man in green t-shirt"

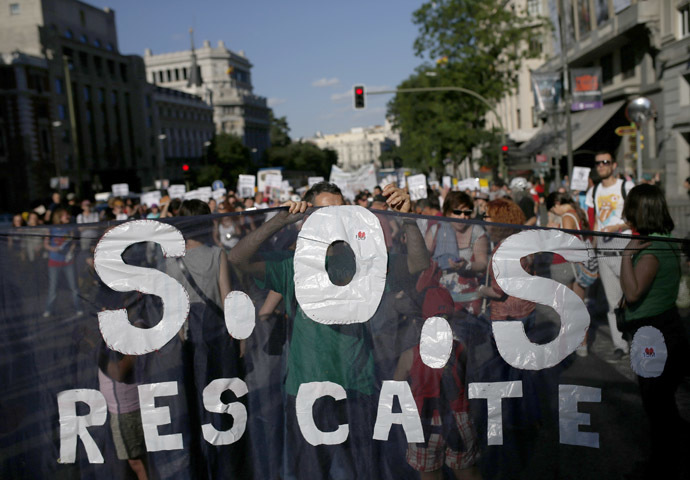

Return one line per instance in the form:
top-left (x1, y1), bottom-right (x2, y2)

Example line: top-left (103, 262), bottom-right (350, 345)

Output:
top-left (229, 181), bottom-right (429, 479)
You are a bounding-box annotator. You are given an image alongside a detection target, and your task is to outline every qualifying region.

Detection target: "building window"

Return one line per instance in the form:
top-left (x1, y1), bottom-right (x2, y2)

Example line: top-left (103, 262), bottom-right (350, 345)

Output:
top-left (83, 86), bottom-right (90, 102)
top-left (175, 68), bottom-right (180, 81)
top-left (595, 0), bottom-right (609, 26)
top-left (98, 88), bottom-right (104, 103)
top-left (166, 70), bottom-right (172, 82)
top-left (527, 0), bottom-right (540, 16)
top-left (58, 104), bottom-right (67, 120)
top-left (93, 38), bottom-right (101, 48)
top-left (600, 53), bottom-right (613, 86)
top-left (54, 77), bottom-right (64, 94)
top-left (107, 59), bottom-right (115, 77)
top-left (620, 45), bottom-right (636, 79)
top-left (80, 34), bottom-right (88, 44)
top-left (577, 0), bottom-right (591, 37)
top-left (120, 63), bottom-right (128, 83)
top-left (79, 52), bottom-right (89, 72)
top-left (151, 72), bottom-right (156, 84)
top-left (80, 10), bottom-right (86, 26)
top-left (106, 43), bottom-right (114, 52)
top-left (65, 29), bottom-right (73, 39)
top-left (681, 4), bottom-right (690, 38)
top-left (111, 91), bottom-right (118, 105)
top-left (9, 3), bottom-right (20, 15)
top-left (94, 56), bottom-right (103, 76)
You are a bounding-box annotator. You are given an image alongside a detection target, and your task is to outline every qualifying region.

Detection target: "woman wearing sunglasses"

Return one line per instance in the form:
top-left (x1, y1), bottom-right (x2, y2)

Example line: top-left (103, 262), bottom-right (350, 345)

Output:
top-left (425, 191), bottom-right (489, 315)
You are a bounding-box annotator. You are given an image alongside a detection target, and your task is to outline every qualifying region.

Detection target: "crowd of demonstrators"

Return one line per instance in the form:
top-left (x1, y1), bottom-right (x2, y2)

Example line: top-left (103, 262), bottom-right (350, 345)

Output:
top-left (2, 164), bottom-right (688, 479)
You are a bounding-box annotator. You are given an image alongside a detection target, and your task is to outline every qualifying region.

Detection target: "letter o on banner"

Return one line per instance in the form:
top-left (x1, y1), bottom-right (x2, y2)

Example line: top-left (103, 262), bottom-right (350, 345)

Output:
top-left (294, 206), bottom-right (387, 325)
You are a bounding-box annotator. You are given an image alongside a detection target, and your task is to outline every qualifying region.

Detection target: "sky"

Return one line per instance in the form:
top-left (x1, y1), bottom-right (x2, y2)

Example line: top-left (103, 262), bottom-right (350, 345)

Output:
top-left (86, 0), bottom-right (426, 139)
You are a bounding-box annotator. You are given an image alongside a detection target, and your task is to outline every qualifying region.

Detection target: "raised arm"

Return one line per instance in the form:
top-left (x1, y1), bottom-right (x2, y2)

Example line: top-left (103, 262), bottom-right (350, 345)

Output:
top-left (382, 184), bottom-right (430, 275)
top-left (228, 201), bottom-right (310, 281)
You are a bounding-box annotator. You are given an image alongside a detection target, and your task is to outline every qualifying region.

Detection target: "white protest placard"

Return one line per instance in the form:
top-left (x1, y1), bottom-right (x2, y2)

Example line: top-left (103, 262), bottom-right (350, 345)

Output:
top-left (407, 174), bottom-right (428, 201)
top-left (329, 164), bottom-right (377, 200)
top-left (442, 176), bottom-right (452, 190)
top-left (479, 178), bottom-right (490, 194)
top-left (257, 168), bottom-right (283, 193)
top-left (281, 180), bottom-right (292, 192)
top-left (238, 175), bottom-right (256, 199)
top-left (140, 191), bottom-right (162, 208)
top-left (265, 173), bottom-right (283, 190)
top-left (456, 178), bottom-right (480, 192)
top-left (168, 184), bottom-right (186, 199)
top-left (308, 177), bottom-right (324, 187)
top-left (183, 189), bottom-right (211, 202)
top-left (381, 174), bottom-right (397, 189)
top-left (112, 183), bottom-right (129, 197)
top-left (570, 167), bottom-right (591, 192)
top-left (199, 186), bottom-right (213, 197)
top-left (212, 188), bottom-right (227, 200)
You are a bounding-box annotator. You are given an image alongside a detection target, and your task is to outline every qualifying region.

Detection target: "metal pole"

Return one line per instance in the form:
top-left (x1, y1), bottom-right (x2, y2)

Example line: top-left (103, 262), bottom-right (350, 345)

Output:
top-left (558, 0), bottom-right (574, 190)
top-left (368, 87), bottom-right (506, 178)
top-left (635, 127), bottom-right (642, 181)
top-left (63, 55), bottom-right (82, 197)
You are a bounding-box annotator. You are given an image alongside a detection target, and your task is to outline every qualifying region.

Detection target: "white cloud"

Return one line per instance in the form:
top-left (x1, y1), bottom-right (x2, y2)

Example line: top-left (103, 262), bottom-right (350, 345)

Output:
top-left (267, 98), bottom-right (287, 107)
top-left (312, 77), bottom-right (340, 88)
top-left (330, 90), bottom-right (352, 102)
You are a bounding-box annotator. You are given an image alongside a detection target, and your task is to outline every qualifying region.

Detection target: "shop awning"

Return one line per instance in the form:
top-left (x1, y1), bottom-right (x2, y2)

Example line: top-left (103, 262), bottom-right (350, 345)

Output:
top-left (520, 100), bottom-right (625, 157)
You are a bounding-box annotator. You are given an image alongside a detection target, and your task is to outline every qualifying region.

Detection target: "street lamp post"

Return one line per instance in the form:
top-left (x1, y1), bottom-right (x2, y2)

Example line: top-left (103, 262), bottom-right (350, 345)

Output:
top-left (158, 133), bottom-right (167, 182)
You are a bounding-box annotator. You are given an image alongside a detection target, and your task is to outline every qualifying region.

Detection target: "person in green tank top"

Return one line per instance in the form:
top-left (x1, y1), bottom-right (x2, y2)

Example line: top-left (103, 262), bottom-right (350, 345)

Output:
top-left (619, 184), bottom-right (689, 478)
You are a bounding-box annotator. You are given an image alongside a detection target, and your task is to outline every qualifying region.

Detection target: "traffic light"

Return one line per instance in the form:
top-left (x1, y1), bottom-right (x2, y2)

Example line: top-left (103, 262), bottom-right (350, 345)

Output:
top-left (501, 145), bottom-right (509, 160)
top-left (353, 85), bottom-right (365, 109)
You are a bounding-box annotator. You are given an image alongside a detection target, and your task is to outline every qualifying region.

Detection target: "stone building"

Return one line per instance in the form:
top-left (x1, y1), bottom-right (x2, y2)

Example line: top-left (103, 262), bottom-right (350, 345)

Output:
top-left (151, 85), bottom-right (215, 183)
top-left (143, 36), bottom-right (270, 163)
top-left (307, 122), bottom-right (400, 171)
top-left (0, 0), bottom-right (157, 206)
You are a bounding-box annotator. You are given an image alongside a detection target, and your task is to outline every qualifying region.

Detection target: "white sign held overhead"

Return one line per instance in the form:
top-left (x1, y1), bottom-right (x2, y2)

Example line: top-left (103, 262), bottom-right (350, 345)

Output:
top-left (140, 191), bottom-right (162, 208)
top-left (442, 176), bottom-right (452, 190)
top-left (238, 175), bottom-right (256, 199)
top-left (112, 183), bottom-right (129, 197)
top-left (168, 185), bottom-right (186, 199)
top-left (329, 164), bottom-right (377, 201)
top-left (407, 174), bottom-right (428, 201)
top-left (308, 177), bottom-right (324, 188)
top-left (456, 178), bottom-right (480, 192)
top-left (212, 188), bottom-right (227, 200)
top-left (570, 167), bottom-right (591, 192)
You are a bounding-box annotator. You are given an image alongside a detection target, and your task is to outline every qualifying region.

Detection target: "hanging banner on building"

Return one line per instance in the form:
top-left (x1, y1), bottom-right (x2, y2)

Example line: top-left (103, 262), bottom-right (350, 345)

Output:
top-left (531, 71), bottom-right (563, 114)
top-left (571, 67), bottom-right (603, 111)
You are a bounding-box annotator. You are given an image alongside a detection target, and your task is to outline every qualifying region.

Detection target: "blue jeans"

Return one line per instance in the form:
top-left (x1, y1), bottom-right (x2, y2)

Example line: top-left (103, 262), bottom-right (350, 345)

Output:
top-left (45, 264), bottom-right (80, 314)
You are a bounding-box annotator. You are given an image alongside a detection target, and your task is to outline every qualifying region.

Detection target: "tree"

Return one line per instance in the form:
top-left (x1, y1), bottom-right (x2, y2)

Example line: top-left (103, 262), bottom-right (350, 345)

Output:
top-left (388, 0), bottom-right (542, 174)
top-left (199, 133), bottom-right (252, 189)
top-left (264, 141), bottom-right (336, 179)
top-left (269, 110), bottom-right (291, 148)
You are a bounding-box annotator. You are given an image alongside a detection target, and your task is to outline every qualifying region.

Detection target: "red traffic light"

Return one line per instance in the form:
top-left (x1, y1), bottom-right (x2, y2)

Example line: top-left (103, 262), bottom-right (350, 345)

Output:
top-left (182, 164), bottom-right (190, 171)
top-left (501, 145), bottom-right (509, 152)
top-left (353, 85), bottom-right (365, 109)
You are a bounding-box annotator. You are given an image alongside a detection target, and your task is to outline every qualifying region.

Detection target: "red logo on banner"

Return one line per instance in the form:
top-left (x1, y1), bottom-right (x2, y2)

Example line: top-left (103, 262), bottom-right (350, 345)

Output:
top-left (644, 347), bottom-right (655, 357)
top-left (575, 75), bottom-right (599, 92)
top-left (357, 231), bottom-right (366, 240)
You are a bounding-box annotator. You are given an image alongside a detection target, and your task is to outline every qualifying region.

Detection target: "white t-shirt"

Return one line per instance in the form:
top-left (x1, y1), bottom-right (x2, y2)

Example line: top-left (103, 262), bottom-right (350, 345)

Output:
top-left (585, 178), bottom-right (634, 231)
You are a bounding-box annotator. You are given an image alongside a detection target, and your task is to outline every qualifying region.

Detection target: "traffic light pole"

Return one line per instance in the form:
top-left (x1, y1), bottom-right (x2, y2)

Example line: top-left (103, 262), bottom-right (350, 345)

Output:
top-left (367, 87), bottom-right (507, 178)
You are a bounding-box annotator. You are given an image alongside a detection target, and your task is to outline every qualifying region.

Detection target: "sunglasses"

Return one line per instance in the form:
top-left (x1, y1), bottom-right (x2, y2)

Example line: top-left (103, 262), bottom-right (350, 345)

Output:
top-left (595, 160), bottom-right (612, 166)
top-left (453, 209), bottom-right (474, 217)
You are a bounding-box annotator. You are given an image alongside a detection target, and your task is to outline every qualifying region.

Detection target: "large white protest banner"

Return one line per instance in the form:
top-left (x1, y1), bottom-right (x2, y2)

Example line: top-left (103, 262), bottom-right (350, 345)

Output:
top-left (329, 163), bottom-right (377, 200)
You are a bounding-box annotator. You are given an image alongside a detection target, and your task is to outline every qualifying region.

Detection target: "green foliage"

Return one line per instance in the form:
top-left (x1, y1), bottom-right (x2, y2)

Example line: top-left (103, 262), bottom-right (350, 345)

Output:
top-left (269, 110), bottom-right (291, 148)
top-left (264, 141), bottom-right (336, 178)
top-left (198, 133), bottom-right (252, 188)
top-left (388, 0), bottom-right (541, 173)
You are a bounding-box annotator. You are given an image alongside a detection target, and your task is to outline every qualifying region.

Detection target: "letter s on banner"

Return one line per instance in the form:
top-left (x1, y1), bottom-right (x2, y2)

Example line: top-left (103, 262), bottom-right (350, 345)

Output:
top-left (94, 220), bottom-right (189, 354)
top-left (294, 206), bottom-right (387, 324)
top-left (492, 230), bottom-right (590, 370)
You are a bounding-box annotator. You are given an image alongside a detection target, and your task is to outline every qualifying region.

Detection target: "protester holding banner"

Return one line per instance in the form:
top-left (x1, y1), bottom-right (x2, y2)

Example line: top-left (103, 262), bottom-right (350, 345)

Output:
top-left (619, 184), bottom-right (690, 478)
top-left (229, 181), bottom-right (429, 479)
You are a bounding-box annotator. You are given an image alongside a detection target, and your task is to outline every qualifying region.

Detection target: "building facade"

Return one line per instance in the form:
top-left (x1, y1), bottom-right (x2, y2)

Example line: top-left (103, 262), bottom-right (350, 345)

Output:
top-left (143, 38), bottom-right (271, 163)
top-left (307, 122), bottom-right (401, 171)
top-left (151, 85), bottom-right (215, 183)
top-left (0, 0), bottom-right (158, 207)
